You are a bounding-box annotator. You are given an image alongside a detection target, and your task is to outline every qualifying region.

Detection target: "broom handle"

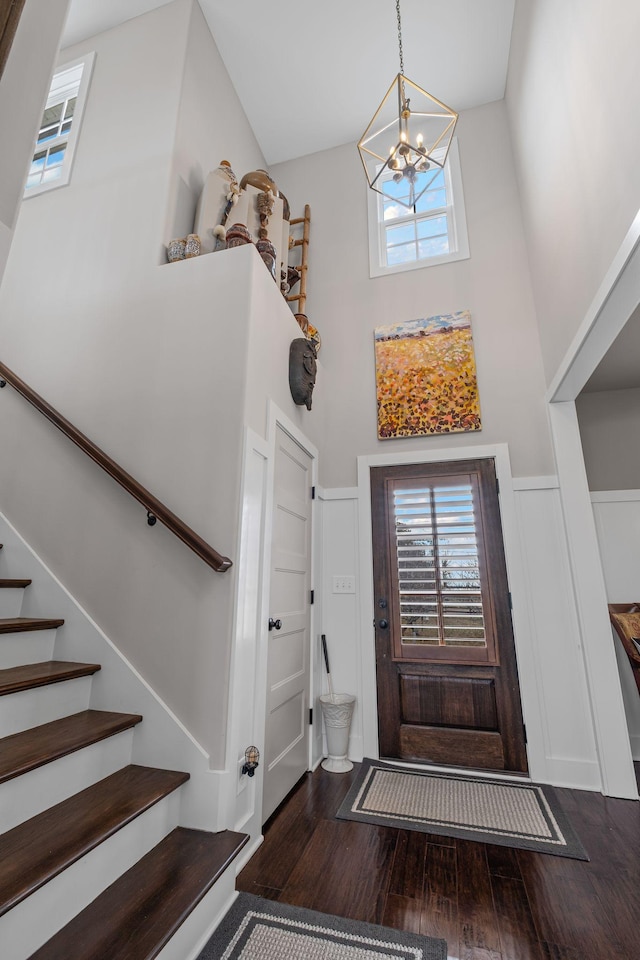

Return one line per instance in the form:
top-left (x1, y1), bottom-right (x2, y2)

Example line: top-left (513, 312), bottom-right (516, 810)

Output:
top-left (321, 634), bottom-right (335, 701)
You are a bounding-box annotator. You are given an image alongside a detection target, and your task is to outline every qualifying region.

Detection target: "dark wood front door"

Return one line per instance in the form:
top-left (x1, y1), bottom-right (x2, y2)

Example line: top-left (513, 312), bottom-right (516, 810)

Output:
top-left (371, 458), bottom-right (527, 773)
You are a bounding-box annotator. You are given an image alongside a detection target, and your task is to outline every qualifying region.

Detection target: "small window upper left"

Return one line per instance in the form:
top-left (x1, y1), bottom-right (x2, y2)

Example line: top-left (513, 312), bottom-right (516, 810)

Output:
top-left (24, 52), bottom-right (95, 198)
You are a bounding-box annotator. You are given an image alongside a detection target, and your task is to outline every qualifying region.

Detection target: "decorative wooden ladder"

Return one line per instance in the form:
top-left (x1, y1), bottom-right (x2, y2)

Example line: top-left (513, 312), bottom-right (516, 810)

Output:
top-left (286, 204), bottom-right (311, 316)
top-left (0, 542), bottom-right (247, 960)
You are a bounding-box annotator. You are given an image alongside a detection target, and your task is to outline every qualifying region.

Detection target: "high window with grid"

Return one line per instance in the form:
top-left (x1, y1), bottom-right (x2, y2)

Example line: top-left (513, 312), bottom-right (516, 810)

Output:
top-left (24, 52), bottom-right (95, 198)
top-left (367, 139), bottom-right (469, 278)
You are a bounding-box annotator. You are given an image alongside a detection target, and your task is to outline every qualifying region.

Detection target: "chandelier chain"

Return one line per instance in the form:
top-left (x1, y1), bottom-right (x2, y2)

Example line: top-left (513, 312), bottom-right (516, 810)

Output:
top-left (396, 0), bottom-right (404, 76)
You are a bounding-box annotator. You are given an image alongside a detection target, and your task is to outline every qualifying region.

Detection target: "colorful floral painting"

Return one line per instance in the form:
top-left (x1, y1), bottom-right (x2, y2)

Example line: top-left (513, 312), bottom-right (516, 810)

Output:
top-left (374, 310), bottom-right (481, 439)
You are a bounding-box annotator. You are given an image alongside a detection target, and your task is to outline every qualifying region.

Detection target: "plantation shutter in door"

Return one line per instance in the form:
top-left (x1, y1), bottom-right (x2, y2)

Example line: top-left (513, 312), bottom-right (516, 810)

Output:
top-left (371, 458), bottom-right (528, 773)
top-left (389, 473), bottom-right (496, 662)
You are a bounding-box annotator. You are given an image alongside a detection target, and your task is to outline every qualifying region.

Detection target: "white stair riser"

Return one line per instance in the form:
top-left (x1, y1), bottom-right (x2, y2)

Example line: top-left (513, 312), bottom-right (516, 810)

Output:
top-left (0, 728), bottom-right (135, 833)
top-left (1, 788), bottom-right (183, 960)
top-left (0, 676), bottom-right (93, 738)
top-left (0, 588), bottom-right (27, 619)
top-left (0, 629), bottom-right (56, 669)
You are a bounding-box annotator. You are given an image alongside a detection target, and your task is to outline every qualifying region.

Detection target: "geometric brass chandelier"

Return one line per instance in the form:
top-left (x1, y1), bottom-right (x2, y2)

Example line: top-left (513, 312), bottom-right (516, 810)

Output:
top-left (357, 0), bottom-right (458, 210)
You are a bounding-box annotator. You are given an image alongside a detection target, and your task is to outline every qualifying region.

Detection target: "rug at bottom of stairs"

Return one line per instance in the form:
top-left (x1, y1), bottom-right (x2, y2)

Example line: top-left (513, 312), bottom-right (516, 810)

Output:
top-left (336, 757), bottom-right (588, 860)
top-left (197, 892), bottom-right (447, 959)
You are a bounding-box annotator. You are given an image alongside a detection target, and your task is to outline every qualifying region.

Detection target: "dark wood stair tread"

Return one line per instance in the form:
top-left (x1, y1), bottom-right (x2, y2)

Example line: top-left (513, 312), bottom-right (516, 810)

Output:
top-left (0, 709), bottom-right (143, 784)
top-left (0, 660), bottom-right (100, 696)
top-left (0, 578), bottom-right (31, 588)
top-left (0, 764), bottom-right (190, 917)
top-left (29, 826), bottom-right (249, 960)
top-left (0, 617), bottom-right (64, 634)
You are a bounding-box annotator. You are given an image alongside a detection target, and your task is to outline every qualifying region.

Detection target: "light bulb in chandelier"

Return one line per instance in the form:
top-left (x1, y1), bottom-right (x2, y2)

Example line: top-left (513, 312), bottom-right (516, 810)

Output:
top-left (388, 146), bottom-right (401, 170)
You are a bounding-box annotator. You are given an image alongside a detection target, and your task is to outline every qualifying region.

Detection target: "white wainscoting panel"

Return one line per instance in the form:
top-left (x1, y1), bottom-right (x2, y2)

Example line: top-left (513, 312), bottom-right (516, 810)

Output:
top-left (514, 483), bottom-right (601, 790)
top-left (319, 489), bottom-right (362, 762)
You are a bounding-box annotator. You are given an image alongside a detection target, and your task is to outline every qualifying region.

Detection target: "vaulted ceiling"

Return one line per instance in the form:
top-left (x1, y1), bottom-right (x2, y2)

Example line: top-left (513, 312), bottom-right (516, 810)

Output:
top-left (62, 0), bottom-right (516, 164)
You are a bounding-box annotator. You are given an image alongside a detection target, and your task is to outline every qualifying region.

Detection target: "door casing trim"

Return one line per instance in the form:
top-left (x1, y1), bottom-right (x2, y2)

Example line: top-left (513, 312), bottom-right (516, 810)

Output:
top-left (264, 402), bottom-right (319, 790)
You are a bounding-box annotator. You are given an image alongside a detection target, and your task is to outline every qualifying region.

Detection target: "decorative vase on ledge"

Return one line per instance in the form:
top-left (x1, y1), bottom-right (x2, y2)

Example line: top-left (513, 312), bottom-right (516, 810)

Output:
top-left (256, 238), bottom-right (277, 279)
top-left (226, 223), bottom-right (253, 248)
top-left (184, 234), bottom-right (201, 258)
top-left (167, 238), bottom-right (186, 262)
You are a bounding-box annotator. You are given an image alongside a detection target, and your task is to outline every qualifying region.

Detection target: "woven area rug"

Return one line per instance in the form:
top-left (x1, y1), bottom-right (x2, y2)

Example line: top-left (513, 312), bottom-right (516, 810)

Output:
top-left (197, 893), bottom-right (447, 959)
top-left (336, 758), bottom-right (588, 860)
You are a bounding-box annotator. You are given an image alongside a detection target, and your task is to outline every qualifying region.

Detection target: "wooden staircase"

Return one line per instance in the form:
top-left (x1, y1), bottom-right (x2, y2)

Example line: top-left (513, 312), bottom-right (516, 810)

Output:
top-left (0, 543), bottom-right (247, 960)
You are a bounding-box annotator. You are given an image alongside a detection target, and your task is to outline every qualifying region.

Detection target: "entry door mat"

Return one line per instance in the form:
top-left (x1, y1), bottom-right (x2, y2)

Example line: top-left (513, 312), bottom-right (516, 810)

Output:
top-left (197, 892), bottom-right (447, 959)
top-left (336, 758), bottom-right (588, 860)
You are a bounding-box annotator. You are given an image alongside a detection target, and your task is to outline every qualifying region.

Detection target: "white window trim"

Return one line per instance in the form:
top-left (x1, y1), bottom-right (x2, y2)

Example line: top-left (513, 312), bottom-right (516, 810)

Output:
top-left (367, 138), bottom-right (470, 279)
top-left (24, 51), bottom-right (95, 200)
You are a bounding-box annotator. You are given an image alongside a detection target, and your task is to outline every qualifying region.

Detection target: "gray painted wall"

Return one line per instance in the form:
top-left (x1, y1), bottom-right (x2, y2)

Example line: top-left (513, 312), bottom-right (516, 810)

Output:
top-left (506, 0), bottom-right (640, 383)
top-left (0, 0), bottom-right (273, 765)
top-left (577, 388), bottom-right (640, 490)
top-left (0, 0), bottom-right (70, 281)
top-left (272, 100), bottom-right (555, 488)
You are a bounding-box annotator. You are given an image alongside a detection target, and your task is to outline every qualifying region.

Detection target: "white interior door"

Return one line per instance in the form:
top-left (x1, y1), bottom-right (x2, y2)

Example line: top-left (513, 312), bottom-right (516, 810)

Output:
top-left (262, 424), bottom-right (313, 822)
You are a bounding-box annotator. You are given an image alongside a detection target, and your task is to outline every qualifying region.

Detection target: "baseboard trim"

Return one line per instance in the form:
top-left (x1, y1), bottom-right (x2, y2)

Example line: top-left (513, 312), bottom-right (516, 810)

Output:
top-left (541, 757), bottom-right (603, 793)
top-left (233, 832), bottom-right (263, 876)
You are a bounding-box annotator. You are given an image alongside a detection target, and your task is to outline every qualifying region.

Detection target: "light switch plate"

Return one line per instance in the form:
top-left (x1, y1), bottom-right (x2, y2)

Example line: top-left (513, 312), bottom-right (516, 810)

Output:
top-left (333, 575), bottom-right (356, 594)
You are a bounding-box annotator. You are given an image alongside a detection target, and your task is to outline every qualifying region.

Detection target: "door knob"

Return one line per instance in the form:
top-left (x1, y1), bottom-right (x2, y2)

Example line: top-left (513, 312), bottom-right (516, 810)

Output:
top-left (241, 745), bottom-right (260, 777)
top-left (378, 618), bottom-right (389, 629)
top-left (268, 618), bottom-right (282, 631)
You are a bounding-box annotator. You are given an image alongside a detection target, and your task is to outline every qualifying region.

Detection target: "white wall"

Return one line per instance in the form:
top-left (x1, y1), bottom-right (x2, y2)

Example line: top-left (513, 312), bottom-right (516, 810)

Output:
top-left (0, 251), bottom-right (254, 764)
top-left (0, 0), bottom-right (70, 282)
top-left (506, 0), bottom-right (640, 383)
top-left (272, 100), bottom-right (554, 488)
top-left (592, 492), bottom-right (640, 760)
top-left (576, 388), bottom-right (640, 490)
top-left (0, 240), bottom-right (314, 768)
top-left (0, 0), bottom-right (188, 389)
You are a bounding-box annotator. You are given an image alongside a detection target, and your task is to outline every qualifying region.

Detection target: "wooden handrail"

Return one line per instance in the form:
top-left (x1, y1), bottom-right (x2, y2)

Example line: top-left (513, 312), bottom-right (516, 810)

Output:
top-left (0, 362), bottom-right (232, 573)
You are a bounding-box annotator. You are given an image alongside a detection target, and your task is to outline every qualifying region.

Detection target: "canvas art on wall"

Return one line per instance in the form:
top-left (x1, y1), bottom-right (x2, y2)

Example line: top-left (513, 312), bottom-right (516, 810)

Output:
top-left (374, 310), bottom-right (481, 439)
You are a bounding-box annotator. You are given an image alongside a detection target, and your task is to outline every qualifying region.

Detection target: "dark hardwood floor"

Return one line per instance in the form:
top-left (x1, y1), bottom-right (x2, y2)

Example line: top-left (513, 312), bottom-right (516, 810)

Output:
top-left (237, 762), bottom-right (640, 959)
